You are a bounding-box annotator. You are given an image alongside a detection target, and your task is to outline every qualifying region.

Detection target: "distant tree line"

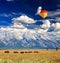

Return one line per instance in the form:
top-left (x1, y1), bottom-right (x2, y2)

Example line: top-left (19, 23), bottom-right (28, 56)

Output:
top-left (46, 47), bottom-right (59, 51)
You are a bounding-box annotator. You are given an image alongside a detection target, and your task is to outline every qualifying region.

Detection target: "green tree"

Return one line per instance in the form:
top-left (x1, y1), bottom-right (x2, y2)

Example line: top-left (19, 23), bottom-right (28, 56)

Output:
top-left (56, 47), bottom-right (58, 50)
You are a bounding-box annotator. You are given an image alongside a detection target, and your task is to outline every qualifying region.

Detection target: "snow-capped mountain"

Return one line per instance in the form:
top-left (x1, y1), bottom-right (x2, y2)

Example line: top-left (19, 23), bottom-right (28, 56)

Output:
top-left (0, 15), bottom-right (60, 49)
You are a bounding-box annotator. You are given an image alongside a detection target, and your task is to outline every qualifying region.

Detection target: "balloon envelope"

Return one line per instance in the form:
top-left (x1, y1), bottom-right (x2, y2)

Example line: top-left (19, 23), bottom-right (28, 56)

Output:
top-left (40, 10), bottom-right (48, 18)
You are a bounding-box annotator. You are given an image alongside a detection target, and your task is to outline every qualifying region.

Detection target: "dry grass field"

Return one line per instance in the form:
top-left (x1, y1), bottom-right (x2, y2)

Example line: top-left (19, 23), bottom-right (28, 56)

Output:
top-left (0, 50), bottom-right (60, 63)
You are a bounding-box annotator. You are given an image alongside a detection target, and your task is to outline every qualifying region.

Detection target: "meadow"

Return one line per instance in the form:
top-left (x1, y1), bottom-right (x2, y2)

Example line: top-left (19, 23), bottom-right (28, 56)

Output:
top-left (0, 50), bottom-right (60, 63)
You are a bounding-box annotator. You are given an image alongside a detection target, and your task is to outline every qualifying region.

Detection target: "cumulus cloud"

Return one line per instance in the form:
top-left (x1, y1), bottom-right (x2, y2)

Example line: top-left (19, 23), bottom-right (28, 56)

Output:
top-left (55, 17), bottom-right (60, 22)
top-left (55, 22), bottom-right (60, 29)
top-left (1, 14), bottom-right (60, 33)
top-left (12, 15), bottom-right (35, 24)
top-left (34, 20), bottom-right (51, 33)
top-left (0, 14), bottom-right (60, 48)
top-left (11, 23), bottom-right (27, 29)
top-left (41, 20), bottom-right (50, 29)
top-left (51, 22), bottom-right (60, 32)
top-left (36, 28), bottom-right (48, 33)
top-left (36, 6), bottom-right (42, 15)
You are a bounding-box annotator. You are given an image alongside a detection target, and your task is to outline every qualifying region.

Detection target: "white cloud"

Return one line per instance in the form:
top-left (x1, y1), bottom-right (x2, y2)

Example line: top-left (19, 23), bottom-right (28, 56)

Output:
top-left (0, 15), bottom-right (60, 48)
top-left (12, 15), bottom-right (35, 24)
top-left (34, 20), bottom-right (51, 33)
top-left (41, 20), bottom-right (50, 29)
top-left (36, 6), bottom-right (42, 15)
top-left (51, 23), bottom-right (55, 28)
top-left (48, 10), bottom-right (60, 19)
top-left (1, 14), bottom-right (60, 34)
top-left (50, 22), bottom-right (60, 32)
top-left (57, 5), bottom-right (60, 7)
top-left (55, 17), bottom-right (60, 22)
top-left (6, 0), bottom-right (14, 2)
top-left (0, 12), bottom-right (22, 18)
top-left (0, 13), bottom-right (13, 17)
top-left (55, 22), bottom-right (60, 29)
top-left (11, 23), bottom-right (27, 29)
top-left (37, 29), bottom-right (48, 33)
top-left (53, 22), bottom-right (60, 32)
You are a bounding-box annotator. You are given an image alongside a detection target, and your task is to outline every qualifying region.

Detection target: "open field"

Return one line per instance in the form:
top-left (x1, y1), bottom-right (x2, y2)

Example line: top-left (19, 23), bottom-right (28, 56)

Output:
top-left (0, 50), bottom-right (60, 63)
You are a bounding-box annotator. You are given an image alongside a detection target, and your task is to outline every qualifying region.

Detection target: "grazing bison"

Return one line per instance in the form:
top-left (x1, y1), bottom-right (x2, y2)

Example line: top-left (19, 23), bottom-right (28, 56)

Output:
top-left (34, 51), bottom-right (39, 53)
top-left (13, 51), bottom-right (18, 53)
top-left (28, 51), bottom-right (32, 53)
top-left (4, 51), bottom-right (9, 53)
top-left (20, 51), bottom-right (24, 54)
top-left (25, 51), bottom-right (32, 53)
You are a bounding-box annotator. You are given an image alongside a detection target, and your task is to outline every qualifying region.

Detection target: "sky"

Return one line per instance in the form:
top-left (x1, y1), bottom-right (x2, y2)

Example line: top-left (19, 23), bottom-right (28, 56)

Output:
top-left (0, 0), bottom-right (60, 49)
top-left (0, 0), bottom-right (60, 26)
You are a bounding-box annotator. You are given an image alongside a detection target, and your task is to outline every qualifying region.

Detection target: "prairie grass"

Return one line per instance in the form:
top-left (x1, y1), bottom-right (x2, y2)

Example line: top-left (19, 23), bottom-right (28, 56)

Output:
top-left (0, 50), bottom-right (60, 63)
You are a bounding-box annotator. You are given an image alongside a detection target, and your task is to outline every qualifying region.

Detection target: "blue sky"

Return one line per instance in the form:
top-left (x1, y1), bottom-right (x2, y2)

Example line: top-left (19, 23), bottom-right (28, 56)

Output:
top-left (0, 0), bottom-right (60, 26)
top-left (0, 0), bottom-right (60, 49)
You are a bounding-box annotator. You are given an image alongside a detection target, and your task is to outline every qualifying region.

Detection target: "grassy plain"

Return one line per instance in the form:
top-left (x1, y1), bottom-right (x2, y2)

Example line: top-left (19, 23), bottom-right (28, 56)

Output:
top-left (0, 50), bottom-right (60, 63)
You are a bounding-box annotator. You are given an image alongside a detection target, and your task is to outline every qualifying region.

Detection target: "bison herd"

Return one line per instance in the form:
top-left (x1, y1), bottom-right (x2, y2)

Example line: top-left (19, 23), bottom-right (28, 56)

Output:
top-left (4, 50), bottom-right (39, 54)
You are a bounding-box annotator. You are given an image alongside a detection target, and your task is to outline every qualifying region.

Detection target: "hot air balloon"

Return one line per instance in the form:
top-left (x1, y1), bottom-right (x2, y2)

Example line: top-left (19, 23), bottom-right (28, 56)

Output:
top-left (40, 10), bottom-right (48, 19)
